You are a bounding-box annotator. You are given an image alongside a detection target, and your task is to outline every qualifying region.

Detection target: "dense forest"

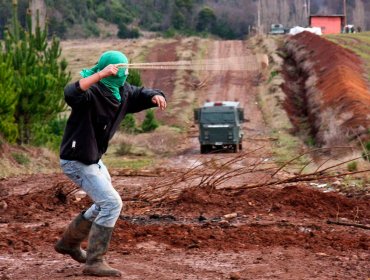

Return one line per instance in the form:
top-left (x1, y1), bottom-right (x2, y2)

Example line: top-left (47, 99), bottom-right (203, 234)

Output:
top-left (0, 0), bottom-right (369, 40)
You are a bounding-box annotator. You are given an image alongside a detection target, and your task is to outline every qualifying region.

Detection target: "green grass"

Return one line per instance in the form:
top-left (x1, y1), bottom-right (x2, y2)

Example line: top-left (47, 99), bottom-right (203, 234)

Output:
top-left (104, 155), bottom-right (154, 169)
top-left (254, 36), bottom-right (313, 172)
top-left (270, 130), bottom-right (310, 169)
top-left (347, 161), bottom-right (358, 172)
top-left (12, 152), bottom-right (30, 165)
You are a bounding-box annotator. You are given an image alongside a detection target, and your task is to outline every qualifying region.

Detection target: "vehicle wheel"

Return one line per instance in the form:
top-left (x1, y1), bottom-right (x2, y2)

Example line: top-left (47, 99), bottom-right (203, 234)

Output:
top-left (233, 144), bottom-right (239, 153)
top-left (200, 145), bottom-right (208, 154)
top-left (239, 143), bottom-right (243, 150)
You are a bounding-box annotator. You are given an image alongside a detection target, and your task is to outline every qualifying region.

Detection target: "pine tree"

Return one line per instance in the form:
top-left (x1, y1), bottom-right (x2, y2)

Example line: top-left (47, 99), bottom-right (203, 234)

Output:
top-left (126, 69), bottom-right (142, 87)
top-left (121, 114), bottom-right (137, 134)
top-left (2, 1), bottom-right (70, 144)
top-left (0, 50), bottom-right (18, 142)
top-left (141, 109), bottom-right (159, 132)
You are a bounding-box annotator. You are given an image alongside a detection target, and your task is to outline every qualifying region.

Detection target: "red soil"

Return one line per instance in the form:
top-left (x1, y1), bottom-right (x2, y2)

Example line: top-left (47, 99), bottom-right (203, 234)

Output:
top-left (284, 31), bottom-right (370, 145)
top-left (0, 174), bottom-right (369, 280)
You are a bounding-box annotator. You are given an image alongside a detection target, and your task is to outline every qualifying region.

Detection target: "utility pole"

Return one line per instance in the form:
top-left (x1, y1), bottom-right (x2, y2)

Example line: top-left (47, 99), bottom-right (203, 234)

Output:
top-left (343, 0), bottom-right (347, 26)
top-left (303, 0), bottom-right (309, 26)
top-left (307, 0), bottom-right (311, 26)
top-left (307, 0), bottom-right (310, 16)
top-left (257, 0), bottom-right (261, 34)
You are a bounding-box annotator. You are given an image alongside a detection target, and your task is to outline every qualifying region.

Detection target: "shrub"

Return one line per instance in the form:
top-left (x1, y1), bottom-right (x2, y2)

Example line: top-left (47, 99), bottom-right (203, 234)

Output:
top-left (12, 152), bottom-right (30, 165)
top-left (347, 161), bottom-right (358, 172)
top-left (126, 69), bottom-right (142, 87)
top-left (196, 6), bottom-right (216, 32)
top-left (268, 70), bottom-right (279, 83)
top-left (115, 142), bottom-right (132, 156)
top-left (117, 23), bottom-right (140, 39)
top-left (212, 19), bottom-right (237, 39)
top-left (31, 116), bottom-right (67, 151)
top-left (305, 136), bottom-right (316, 147)
top-left (362, 141), bottom-right (370, 161)
top-left (141, 109), bottom-right (159, 132)
top-left (163, 28), bottom-right (177, 38)
top-left (121, 114), bottom-right (137, 134)
top-left (83, 20), bottom-right (100, 37)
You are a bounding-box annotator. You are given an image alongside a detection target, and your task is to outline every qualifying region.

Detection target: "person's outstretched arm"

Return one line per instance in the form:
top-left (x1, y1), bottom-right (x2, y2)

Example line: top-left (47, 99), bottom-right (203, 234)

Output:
top-left (125, 83), bottom-right (167, 113)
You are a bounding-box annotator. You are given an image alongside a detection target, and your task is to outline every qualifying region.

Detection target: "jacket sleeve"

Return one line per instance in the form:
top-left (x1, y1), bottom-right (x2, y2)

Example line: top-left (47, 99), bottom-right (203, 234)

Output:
top-left (64, 81), bottom-right (92, 107)
top-left (125, 83), bottom-right (166, 113)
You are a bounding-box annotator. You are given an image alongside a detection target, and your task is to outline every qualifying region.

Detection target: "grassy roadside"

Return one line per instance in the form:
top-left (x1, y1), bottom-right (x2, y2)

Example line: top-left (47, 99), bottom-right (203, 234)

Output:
top-left (0, 140), bottom-right (60, 178)
top-left (250, 35), bottom-right (311, 171)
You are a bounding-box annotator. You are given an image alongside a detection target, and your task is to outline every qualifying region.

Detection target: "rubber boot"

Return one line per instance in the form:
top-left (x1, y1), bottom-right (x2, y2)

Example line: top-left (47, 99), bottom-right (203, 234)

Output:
top-left (55, 211), bottom-right (92, 263)
top-left (83, 223), bottom-right (122, 277)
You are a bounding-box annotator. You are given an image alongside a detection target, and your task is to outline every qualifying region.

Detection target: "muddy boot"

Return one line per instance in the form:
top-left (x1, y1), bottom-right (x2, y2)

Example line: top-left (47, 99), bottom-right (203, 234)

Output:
top-left (55, 211), bottom-right (92, 263)
top-left (83, 223), bottom-right (122, 277)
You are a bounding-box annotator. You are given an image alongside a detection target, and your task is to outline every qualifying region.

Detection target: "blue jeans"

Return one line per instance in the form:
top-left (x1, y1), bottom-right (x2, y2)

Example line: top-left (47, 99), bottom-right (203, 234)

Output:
top-left (60, 159), bottom-right (123, 228)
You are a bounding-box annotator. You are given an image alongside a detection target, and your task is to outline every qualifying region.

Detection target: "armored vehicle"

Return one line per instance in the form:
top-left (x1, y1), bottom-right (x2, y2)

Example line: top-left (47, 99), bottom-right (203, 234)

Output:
top-left (269, 24), bottom-right (285, 35)
top-left (194, 101), bottom-right (245, 153)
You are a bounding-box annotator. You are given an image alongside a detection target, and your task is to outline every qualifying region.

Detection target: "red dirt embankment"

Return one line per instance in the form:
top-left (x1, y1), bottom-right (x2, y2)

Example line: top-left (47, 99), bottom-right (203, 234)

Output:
top-left (282, 31), bottom-right (370, 147)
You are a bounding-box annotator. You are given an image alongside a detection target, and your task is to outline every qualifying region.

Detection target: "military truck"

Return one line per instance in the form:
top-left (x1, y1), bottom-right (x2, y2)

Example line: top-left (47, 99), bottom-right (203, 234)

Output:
top-left (194, 101), bottom-right (245, 154)
top-left (269, 24), bottom-right (285, 35)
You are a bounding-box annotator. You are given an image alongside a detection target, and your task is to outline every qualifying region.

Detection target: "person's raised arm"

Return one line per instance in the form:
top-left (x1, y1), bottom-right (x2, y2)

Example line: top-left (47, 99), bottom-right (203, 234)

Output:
top-left (79, 64), bottom-right (119, 91)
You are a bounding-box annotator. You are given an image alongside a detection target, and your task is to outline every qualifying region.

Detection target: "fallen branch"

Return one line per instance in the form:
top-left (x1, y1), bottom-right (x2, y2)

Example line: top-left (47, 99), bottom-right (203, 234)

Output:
top-left (223, 168), bottom-right (370, 191)
top-left (327, 220), bottom-right (370, 230)
top-left (133, 146), bottom-right (370, 203)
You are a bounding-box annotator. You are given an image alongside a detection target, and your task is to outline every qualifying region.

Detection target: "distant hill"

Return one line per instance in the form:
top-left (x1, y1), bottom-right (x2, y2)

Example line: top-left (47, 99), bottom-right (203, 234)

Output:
top-left (0, 0), bottom-right (369, 39)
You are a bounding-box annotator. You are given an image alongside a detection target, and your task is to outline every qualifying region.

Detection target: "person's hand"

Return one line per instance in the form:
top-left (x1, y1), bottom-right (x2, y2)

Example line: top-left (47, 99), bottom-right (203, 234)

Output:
top-left (98, 64), bottom-right (119, 79)
top-left (152, 95), bottom-right (167, 110)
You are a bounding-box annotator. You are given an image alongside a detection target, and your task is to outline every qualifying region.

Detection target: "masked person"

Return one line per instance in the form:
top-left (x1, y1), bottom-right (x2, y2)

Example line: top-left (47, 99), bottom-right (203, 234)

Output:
top-left (55, 50), bottom-right (166, 277)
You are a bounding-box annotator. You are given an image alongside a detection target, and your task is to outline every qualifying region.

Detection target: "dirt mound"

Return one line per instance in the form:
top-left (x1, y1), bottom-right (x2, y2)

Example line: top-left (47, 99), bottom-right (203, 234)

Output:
top-left (1, 179), bottom-right (368, 255)
top-left (166, 184), bottom-right (369, 221)
top-left (113, 184), bottom-right (369, 253)
top-left (281, 31), bottom-right (370, 147)
top-left (0, 177), bottom-right (90, 253)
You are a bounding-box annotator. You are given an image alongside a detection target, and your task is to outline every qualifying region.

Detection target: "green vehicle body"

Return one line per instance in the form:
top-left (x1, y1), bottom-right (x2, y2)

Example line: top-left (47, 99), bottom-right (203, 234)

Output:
top-left (194, 101), bottom-right (245, 153)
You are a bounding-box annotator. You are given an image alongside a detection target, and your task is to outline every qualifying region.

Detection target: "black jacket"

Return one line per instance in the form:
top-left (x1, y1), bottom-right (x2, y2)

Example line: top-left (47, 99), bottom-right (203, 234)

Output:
top-left (60, 81), bottom-right (165, 164)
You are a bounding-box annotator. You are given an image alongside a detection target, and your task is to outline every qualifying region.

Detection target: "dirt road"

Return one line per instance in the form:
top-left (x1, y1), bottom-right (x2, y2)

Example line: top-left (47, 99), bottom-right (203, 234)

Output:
top-left (0, 39), bottom-right (369, 280)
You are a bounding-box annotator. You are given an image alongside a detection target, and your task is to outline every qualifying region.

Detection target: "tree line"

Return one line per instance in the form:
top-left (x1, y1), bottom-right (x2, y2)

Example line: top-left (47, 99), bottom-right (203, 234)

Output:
top-left (0, 0), bottom-right (248, 40)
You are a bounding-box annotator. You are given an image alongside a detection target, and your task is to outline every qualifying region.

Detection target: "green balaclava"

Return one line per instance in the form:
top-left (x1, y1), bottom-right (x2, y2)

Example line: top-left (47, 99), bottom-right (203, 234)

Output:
top-left (80, 50), bottom-right (128, 102)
